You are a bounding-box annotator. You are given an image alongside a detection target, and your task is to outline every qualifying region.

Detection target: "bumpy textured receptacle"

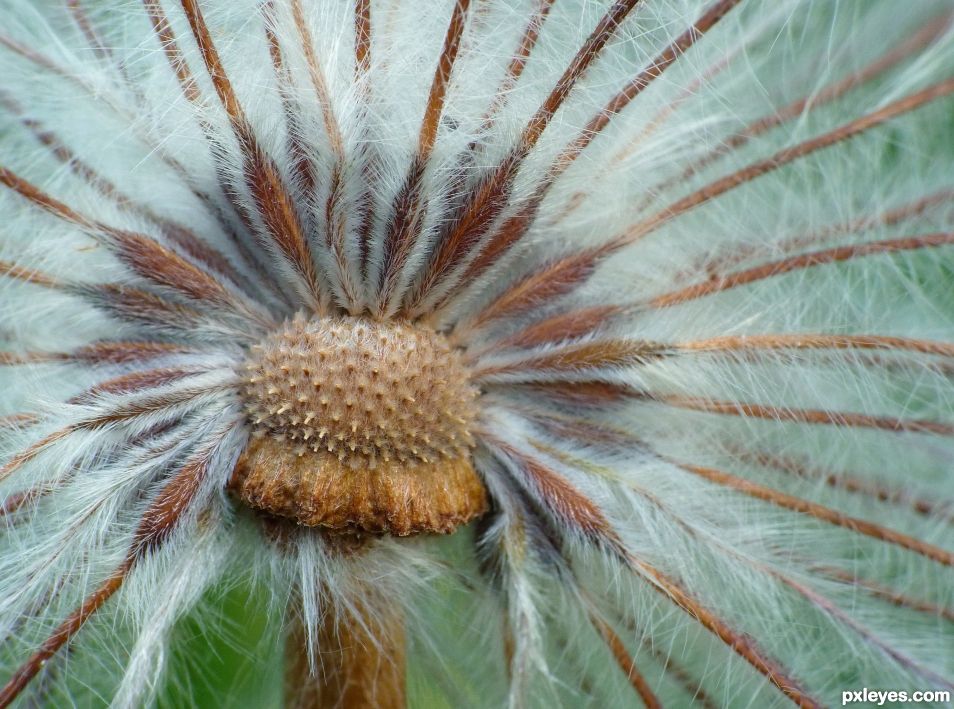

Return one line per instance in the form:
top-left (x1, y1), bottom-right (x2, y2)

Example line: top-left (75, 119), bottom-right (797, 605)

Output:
top-left (233, 314), bottom-right (487, 535)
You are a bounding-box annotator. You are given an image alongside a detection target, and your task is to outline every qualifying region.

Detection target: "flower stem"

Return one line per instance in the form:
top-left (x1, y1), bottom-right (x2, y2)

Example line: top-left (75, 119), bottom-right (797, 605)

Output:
top-left (285, 597), bottom-right (406, 709)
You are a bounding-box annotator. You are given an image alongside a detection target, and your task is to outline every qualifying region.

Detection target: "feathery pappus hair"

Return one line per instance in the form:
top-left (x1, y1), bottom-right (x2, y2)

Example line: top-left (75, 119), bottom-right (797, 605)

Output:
top-left (1, 0), bottom-right (953, 706)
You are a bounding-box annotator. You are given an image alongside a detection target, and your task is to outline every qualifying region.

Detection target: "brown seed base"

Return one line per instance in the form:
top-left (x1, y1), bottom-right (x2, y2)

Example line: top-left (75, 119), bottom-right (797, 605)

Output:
top-left (231, 436), bottom-right (487, 536)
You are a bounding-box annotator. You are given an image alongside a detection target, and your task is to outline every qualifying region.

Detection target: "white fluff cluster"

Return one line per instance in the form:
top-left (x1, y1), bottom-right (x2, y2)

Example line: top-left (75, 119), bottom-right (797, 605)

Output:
top-left (1, 0), bottom-right (953, 707)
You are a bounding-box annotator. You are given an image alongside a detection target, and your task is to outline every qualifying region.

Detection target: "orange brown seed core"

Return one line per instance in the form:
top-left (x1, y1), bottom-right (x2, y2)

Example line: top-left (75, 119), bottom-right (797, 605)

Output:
top-left (233, 314), bottom-right (487, 535)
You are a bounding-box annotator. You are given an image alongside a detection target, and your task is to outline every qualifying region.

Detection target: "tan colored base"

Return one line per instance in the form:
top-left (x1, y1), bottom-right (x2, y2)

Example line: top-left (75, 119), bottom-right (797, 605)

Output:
top-left (285, 601), bottom-right (405, 709)
top-left (232, 436), bottom-right (487, 536)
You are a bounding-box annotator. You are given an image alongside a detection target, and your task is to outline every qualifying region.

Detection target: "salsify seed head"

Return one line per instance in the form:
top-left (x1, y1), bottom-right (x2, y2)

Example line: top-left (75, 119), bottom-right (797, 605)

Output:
top-left (0, 0), bottom-right (953, 707)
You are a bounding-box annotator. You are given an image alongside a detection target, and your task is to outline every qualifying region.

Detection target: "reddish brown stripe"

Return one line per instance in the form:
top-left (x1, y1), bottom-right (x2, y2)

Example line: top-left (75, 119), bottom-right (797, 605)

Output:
top-left (72, 368), bottom-right (200, 401)
top-left (0, 260), bottom-right (63, 289)
top-left (410, 151), bottom-right (520, 307)
top-left (413, 0), bottom-right (642, 307)
top-left (378, 1), bottom-right (473, 311)
top-left (3, 92), bottom-right (115, 199)
top-left (651, 233), bottom-right (954, 307)
top-left (419, 0), bottom-right (471, 157)
top-left (0, 166), bottom-right (95, 228)
top-left (674, 461), bottom-right (954, 566)
top-left (448, 198), bottom-right (543, 304)
top-left (264, 5), bottom-right (316, 197)
top-left (591, 617), bottom-right (662, 709)
top-left (466, 245), bottom-right (612, 331)
top-left (0, 392), bottom-right (193, 484)
top-left (324, 170), bottom-right (361, 310)
top-left (644, 516), bottom-right (954, 690)
top-left (0, 351), bottom-right (67, 365)
top-left (559, 0), bottom-right (740, 172)
top-left (144, 0), bottom-right (283, 298)
top-left (629, 468), bottom-right (950, 695)
top-left (72, 342), bottom-right (190, 366)
top-left (179, 0), bottom-right (244, 119)
top-left (354, 0), bottom-right (372, 74)
top-left (12, 10), bottom-right (265, 295)
top-left (113, 232), bottom-right (233, 305)
top-left (663, 395), bottom-right (954, 437)
top-left (448, 77), bottom-right (954, 321)
top-left (649, 16), bottom-right (950, 194)
top-left (0, 414), bottom-right (40, 430)
top-left (527, 412), bottom-right (641, 451)
top-left (290, 0), bottom-right (345, 159)
top-left (179, 0), bottom-right (319, 303)
top-left (356, 179), bottom-right (376, 286)
top-left (244, 150), bottom-right (320, 303)
top-left (522, 457), bottom-right (613, 539)
top-left (619, 78), bottom-right (954, 248)
top-left (0, 33), bottom-right (62, 76)
top-left (0, 485), bottom-right (51, 517)
top-left (508, 435), bottom-right (817, 706)
top-left (600, 458), bottom-right (892, 704)
top-left (0, 439), bottom-right (219, 707)
top-left (1, 167), bottom-right (247, 308)
top-left (154, 224), bottom-right (243, 287)
top-left (793, 190), bottom-right (954, 249)
top-left (813, 565), bottom-right (954, 624)
top-left (112, 230), bottom-right (236, 305)
top-left (489, 440), bottom-right (617, 542)
top-left (1, 160), bottom-right (173, 280)
top-left (587, 466), bottom-right (818, 707)
top-left (502, 0), bottom-right (553, 91)
top-left (692, 188), bottom-right (954, 280)
top-left (479, 0), bottom-right (555, 125)
top-left (498, 305), bottom-right (624, 349)
top-left (629, 558), bottom-right (822, 708)
top-left (476, 339), bottom-right (661, 379)
top-left (82, 284), bottom-right (206, 332)
top-left (524, 380), bottom-right (640, 406)
top-left (630, 557), bottom-right (822, 709)
top-left (521, 0), bottom-right (643, 152)
top-left (143, 0), bottom-right (200, 101)
top-left (602, 47), bottom-right (740, 173)
top-left (81, 387), bottom-right (216, 429)
top-left (353, 0), bottom-right (376, 279)
top-left (831, 188), bottom-right (954, 233)
top-left (733, 447), bottom-right (954, 524)
top-left (662, 12), bottom-right (953, 193)
top-left (676, 333), bottom-right (954, 358)
top-left (750, 557), bottom-right (953, 689)
top-left (0, 427), bottom-right (74, 484)
top-left (6, 16), bottom-right (269, 299)
top-left (67, 0), bottom-right (112, 60)
top-left (378, 157), bottom-right (428, 309)
top-left (639, 636), bottom-right (719, 709)
top-left (0, 561), bottom-right (132, 709)
top-left (134, 447), bottom-right (214, 553)
top-left (421, 0), bottom-right (739, 316)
